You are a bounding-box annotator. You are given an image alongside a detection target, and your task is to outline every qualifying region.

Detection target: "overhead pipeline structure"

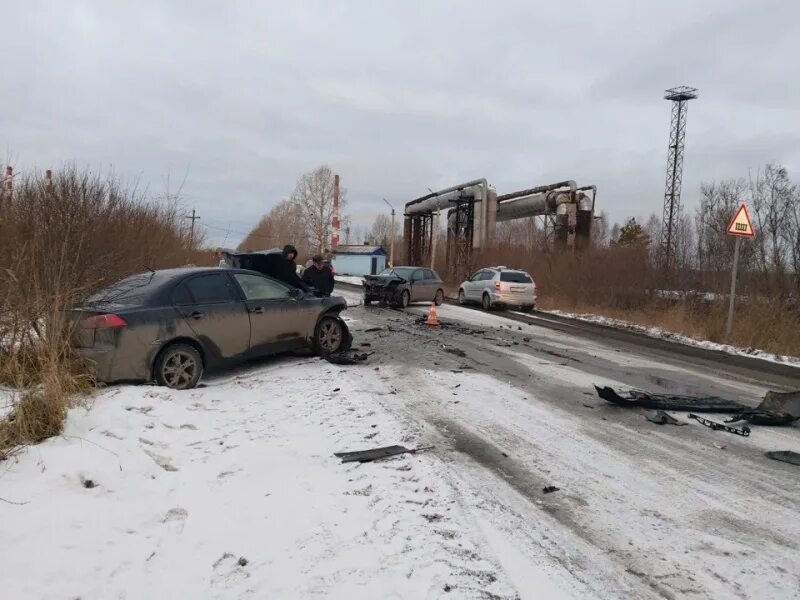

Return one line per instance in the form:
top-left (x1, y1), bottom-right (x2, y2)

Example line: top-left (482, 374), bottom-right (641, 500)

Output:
top-left (404, 179), bottom-right (596, 278)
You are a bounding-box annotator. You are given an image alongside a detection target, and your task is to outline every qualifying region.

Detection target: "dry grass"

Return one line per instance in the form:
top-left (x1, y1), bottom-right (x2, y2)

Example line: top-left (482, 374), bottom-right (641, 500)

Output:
top-left (0, 166), bottom-right (198, 458)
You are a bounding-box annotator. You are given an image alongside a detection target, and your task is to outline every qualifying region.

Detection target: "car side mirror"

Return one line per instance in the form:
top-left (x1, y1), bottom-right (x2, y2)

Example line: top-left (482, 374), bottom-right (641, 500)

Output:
top-left (289, 288), bottom-right (301, 299)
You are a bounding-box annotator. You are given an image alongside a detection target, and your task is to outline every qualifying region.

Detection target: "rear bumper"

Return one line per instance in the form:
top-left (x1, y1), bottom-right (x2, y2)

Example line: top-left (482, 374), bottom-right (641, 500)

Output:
top-left (74, 344), bottom-right (152, 384)
top-left (490, 292), bottom-right (536, 308)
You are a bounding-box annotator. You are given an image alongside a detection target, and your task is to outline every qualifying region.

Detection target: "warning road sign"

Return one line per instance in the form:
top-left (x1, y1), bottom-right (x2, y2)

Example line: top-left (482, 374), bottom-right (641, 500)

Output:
top-left (727, 204), bottom-right (755, 237)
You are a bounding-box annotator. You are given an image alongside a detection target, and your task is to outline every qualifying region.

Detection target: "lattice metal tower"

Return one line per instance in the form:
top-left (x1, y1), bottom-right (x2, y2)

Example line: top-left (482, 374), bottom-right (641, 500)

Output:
top-left (661, 86), bottom-right (698, 267)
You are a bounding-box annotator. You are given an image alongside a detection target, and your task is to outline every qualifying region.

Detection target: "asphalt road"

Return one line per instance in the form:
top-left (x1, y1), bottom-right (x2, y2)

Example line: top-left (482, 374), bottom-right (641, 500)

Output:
top-left (335, 287), bottom-right (800, 599)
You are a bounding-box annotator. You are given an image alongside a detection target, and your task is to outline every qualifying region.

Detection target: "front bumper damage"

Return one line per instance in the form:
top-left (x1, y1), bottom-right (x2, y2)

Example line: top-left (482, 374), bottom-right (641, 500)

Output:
top-left (363, 276), bottom-right (405, 305)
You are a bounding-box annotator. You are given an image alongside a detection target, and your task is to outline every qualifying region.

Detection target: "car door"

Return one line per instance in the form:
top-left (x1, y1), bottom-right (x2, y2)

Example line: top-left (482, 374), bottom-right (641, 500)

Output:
top-left (423, 269), bottom-right (439, 300)
top-left (409, 269), bottom-right (427, 302)
top-left (465, 270), bottom-right (485, 301)
top-left (231, 272), bottom-right (309, 355)
top-left (173, 272), bottom-right (250, 361)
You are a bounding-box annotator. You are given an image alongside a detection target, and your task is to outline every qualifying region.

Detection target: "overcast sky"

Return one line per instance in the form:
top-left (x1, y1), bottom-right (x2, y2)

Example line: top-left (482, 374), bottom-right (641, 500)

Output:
top-left (3, 0), bottom-right (799, 246)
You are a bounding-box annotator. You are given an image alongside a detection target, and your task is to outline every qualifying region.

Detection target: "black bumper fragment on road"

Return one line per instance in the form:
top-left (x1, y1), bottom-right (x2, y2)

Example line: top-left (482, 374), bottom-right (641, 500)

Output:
top-left (595, 385), bottom-right (749, 413)
top-left (726, 390), bottom-right (800, 426)
top-left (689, 414), bottom-right (751, 436)
top-left (765, 451), bottom-right (800, 466)
top-left (645, 410), bottom-right (687, 426)
top-left (334, 445), bottom-right (434, 463)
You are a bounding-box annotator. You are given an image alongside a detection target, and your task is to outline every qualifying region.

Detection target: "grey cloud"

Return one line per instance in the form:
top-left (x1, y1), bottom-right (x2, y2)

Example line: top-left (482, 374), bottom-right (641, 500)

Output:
top-left (2, 0), bottom-right (799, 246)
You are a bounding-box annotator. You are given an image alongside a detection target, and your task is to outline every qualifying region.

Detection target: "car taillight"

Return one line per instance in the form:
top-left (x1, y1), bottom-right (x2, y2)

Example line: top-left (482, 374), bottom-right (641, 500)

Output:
top-left (82, 314), bottom-right (127, 329)
top-left (495, 281), bottom-right (501, 290)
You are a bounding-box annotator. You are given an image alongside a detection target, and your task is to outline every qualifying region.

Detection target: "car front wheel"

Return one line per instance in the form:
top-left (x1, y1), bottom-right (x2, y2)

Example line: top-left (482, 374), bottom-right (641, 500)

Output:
top-left (314, 316), bottom-right (345, 355)
top-left (155, 343), bottom-right (204, 390)
top-left (397, 290), bottom-right (410, 309)
top-left (458, 289), bottom-right (466, 305)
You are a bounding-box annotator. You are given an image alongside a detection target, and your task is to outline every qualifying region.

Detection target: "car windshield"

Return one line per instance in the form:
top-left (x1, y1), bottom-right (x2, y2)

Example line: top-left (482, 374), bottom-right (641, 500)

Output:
top-left (500, 271), bottom-right (533, 283)
top-left (379, 267), bottom-right (415, 279)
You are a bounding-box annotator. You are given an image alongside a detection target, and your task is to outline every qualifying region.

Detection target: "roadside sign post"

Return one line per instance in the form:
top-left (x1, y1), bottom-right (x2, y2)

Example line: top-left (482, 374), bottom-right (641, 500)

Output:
top-left (724, 204), bottom-right (755, 341)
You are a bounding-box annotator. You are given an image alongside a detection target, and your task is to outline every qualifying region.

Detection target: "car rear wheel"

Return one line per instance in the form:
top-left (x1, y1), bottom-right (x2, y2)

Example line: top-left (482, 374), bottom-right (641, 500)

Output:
top-left (397, 290), bottom-right (410, 309)
top-left (364, 296), bottom-right (373, 306)
top-left (314, 316), bottom-right (345, 355)
top-left (434, 289), bottom-right (444, 306)
top-left (520, 305), bottom-right (534, 313)
top-left (458, 289), bottom-right (466, 305)
top-left (155, 343), bottom-right (203, 390)
top-left (482, 293), bottom-right (492, 311)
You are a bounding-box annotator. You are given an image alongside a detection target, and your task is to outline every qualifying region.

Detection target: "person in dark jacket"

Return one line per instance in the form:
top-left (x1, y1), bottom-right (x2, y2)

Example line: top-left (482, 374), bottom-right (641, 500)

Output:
top-left (302, 255), bottom-right (335, 296)
top-left (259, 244), bottom-right (310, 291)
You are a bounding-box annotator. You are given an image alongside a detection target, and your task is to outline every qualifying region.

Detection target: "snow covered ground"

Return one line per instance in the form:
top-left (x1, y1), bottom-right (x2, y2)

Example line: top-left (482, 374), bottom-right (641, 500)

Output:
top-left (2, 294), bottom-right (799, 599)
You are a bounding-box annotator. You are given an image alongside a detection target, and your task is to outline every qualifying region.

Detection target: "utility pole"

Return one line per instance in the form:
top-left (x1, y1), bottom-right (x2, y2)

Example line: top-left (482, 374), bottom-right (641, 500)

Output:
top-left (382, 198), bottom-right (395, 267)
top-left (186, 209), bottom-right (200, 248)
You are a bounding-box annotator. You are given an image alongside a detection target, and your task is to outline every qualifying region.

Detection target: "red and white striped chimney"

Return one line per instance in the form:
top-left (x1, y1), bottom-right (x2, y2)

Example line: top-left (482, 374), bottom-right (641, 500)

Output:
top-left (331, 173), bottom-right (340, 249)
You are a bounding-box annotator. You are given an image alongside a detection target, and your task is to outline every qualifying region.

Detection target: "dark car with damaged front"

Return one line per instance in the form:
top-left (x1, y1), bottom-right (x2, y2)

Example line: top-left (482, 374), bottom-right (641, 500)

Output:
top-left (363, 266), bottom-right (444, 308)
top-left (71, 268), bottom-right (352, 390)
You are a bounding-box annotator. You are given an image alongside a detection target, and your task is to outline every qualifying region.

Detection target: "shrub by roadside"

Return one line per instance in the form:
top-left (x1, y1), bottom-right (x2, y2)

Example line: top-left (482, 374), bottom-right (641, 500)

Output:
top-left (0, 166), bottom-right (198, 458)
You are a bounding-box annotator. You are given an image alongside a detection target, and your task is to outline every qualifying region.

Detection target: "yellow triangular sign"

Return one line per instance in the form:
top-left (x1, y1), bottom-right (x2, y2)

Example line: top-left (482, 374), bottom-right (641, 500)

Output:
top-left (727, 204), bottom-right (755, 237)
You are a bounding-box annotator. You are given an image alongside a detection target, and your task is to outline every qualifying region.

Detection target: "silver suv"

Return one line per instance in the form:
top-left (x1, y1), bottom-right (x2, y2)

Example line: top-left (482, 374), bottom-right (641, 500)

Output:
top-left (458, 266), bottom-right (536, 312)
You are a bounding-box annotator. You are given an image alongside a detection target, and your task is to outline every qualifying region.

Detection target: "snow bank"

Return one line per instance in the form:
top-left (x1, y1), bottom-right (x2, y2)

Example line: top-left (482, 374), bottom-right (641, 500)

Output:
top-left (335, 275), bottom-right (365, 286)
top-left (537, 309), bottom-right (800, 368)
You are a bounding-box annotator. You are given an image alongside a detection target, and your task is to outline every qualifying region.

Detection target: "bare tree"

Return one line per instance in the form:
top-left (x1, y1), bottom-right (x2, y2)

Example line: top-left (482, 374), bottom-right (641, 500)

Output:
top-left (695, 179), bottom-right (749, 275)
top-left (239, 199), bottom-right (308, 253)
top-left (369, 214), bottom-right (400, 249)
top-left (290, 165), bottom-right (347, 252)
top-left (750, 163), bottom-right (795, 294)
top-left (593, 210), bottom-right (610, 246)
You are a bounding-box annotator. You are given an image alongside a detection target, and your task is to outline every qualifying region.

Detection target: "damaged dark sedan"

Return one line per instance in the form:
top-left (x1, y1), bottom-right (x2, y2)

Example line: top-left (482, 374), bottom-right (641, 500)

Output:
top-left (363, 266), bottom-right (445, 308)
top-left (71, 267), bottom-right (352, 390)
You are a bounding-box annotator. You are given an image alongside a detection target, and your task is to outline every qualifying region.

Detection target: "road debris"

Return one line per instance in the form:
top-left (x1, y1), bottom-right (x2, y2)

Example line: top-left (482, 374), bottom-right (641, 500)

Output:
top-left (765, 451), bottom-right (800, 466)
top-left (441, 344), bottom-right (467, 358)
top-left (645, 410), bottom-right (686, 426)
top-left (325, 350), bottom-right (369, 365)
top-left (725, 390), bottom-right (800, 425)
top-left (334, 445), bottom-right (434, 463)
top-left (688, 414), bottom-right (751, 436)
top-left (542, 486), bottom-right (560, 494)
top-left (713, 442), bottom-right (727, 450)
top-left (595, 385), bottom-right (748, 413)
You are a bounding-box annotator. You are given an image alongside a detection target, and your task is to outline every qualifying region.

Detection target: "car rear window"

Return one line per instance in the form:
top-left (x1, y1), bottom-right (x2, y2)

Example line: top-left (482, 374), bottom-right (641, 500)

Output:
top-left (500, 272), bottom-right (533, 283)
top-left (87, 272), bottom-right (162, 306)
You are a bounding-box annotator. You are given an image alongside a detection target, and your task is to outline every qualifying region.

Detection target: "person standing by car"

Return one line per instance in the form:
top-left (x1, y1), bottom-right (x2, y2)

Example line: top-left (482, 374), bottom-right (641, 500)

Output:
top-left (261, 244), bottom-right (310, 292)
top-left (302, 254), bottom-right (335, 296)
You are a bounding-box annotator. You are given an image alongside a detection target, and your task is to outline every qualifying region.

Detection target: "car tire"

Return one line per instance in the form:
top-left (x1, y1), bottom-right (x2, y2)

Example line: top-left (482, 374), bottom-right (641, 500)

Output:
top-left (364, 296), bottom-right (373, 306)
top-left (154, 343), bottom-right (204, 390)
top-left (313, 316), bottom-right (345, 355)
top-left (434, 289), bottom-right (444, 306)
top-left (397, 290), bottom-right (410, 309)
top-left (458, 289), bottom-right (466, 305)
top-left (482, 293), bottom-right (492, 311)
top-left (520, 305), bottom-right (534, 313)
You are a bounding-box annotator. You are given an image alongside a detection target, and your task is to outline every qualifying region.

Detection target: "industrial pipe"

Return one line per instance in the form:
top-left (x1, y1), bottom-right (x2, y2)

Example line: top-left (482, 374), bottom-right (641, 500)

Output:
top-left (494, 191), bottom-right (573, 222)
top-left (404, 178), bottom-right (488, 216)
top-left (496, 180), bottom-right (576, 203)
